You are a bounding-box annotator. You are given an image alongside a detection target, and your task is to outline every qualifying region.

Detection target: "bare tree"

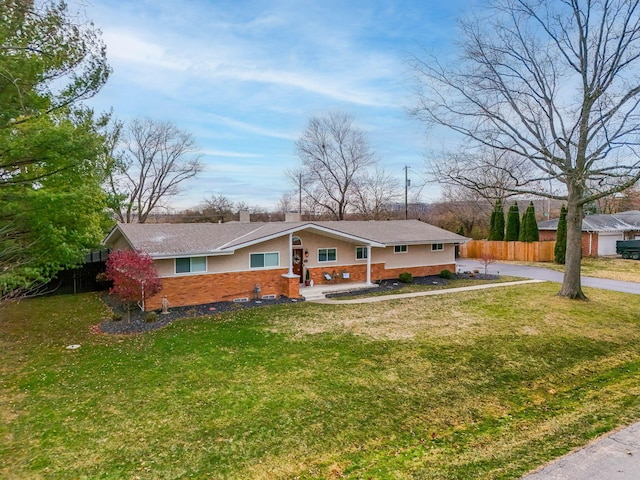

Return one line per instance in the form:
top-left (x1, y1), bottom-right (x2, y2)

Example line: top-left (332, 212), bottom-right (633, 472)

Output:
top-left (430, 149), bottom-right (537, 203)
top-left (617, 183), bottom-right (640, 212)
top-left (275, 192), bottom-right (297, 215)
top-left (107, 118), bottom-right (203, 223)
top-left (439, 185), bottom-right (494, 238)
top-left (411, 0), bottom-right (640, 299)
top-left (201, 194), bottom-right (235, 222)
top-left (289, 112), bottom-right (376, 220)
top-left (352, 166), bottom-right (401, 219)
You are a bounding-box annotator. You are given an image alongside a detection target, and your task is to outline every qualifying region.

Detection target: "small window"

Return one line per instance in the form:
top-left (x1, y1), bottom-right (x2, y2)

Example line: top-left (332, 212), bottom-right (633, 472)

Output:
top-left (356, 246), bottom-right (368, 260)
top-left (250, 252), bottom-right (279, 268)
top-left (175, 256), bottom-right (206, 274)
top-left (292, 236), bottom-right (302, 246)
top-left (394, 245), bottom-right (408, 253)
top-left (431, 243), bottom-right (444, 251)
top-left (318, 248), bottom-right (337, 262)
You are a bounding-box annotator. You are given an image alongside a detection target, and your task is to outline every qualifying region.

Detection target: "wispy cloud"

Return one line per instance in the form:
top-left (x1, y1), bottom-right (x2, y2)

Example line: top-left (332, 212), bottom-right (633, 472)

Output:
top-left (201, 149), bottom-right (264, 158)
top-left (84, 0), bottom-right (470, 208)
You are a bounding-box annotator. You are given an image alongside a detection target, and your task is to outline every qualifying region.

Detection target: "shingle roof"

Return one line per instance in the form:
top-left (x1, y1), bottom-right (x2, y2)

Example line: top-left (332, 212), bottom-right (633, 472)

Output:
top-left (538, 210), bottom-right (640, 232)
top-left (106, 219), bottom-right (467, 257)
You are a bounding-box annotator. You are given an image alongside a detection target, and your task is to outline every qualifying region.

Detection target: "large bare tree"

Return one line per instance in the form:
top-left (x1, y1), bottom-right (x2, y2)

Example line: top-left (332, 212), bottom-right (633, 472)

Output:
top-left (412, 0), bottom-right (640, 299)
top-left (290, 112), bottom-right (376, 220)
top-left (352, 166), bottom-right (401, 219)
top-left (107, 118), bottom-right (203, 223)
top-left (200, 193), bottom-right (235, 223)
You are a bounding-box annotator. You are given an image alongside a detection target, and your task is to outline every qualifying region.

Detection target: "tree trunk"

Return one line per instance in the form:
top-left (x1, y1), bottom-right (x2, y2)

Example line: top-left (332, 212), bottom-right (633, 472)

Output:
top-left (558, 193), bottom-right (586, 299)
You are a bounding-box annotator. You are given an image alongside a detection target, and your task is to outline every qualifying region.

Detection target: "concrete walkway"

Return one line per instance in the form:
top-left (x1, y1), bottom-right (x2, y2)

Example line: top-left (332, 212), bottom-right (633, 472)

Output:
top-left (311, 279), bottom-right (543, 304)
top-left (521, 422), bottom-right (640, 479)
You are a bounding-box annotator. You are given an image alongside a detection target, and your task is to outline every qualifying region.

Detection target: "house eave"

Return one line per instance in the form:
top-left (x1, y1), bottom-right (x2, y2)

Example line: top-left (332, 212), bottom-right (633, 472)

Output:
top-left (149, 251), bottom-right (235, 260)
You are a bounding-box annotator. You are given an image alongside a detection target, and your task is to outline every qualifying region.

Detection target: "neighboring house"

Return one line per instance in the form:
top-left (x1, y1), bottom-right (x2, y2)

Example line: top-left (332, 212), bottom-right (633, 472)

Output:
top-left (103, 214), bottom-right (467, 310)
top-left (538, 210), bottom-right (640, 256)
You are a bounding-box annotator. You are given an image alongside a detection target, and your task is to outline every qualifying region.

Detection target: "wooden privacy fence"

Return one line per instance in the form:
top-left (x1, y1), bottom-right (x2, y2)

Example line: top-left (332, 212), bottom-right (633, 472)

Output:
top-left (460, 240), bottom-right (556, 262)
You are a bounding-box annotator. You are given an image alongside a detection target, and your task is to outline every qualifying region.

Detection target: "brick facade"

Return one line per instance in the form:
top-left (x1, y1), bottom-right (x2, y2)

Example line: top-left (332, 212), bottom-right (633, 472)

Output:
top-left (539, 230), bottom-right (597, 257)
top-left (306, 263), bottom-right (456, 286)
top-left (147, 269), bottom-right (300, 311)
top-left (148, 263), bottom-right (457, 310)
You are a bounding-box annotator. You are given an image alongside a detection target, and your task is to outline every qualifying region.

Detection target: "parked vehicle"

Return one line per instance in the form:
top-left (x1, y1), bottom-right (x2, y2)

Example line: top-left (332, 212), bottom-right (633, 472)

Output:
top-left (616, 240), bottom-right (640, 260)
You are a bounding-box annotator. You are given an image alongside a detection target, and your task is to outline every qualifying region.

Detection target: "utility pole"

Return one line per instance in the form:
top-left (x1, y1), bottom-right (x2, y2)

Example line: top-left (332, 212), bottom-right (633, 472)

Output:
top-left (404, 165), bottom-right (410, 220)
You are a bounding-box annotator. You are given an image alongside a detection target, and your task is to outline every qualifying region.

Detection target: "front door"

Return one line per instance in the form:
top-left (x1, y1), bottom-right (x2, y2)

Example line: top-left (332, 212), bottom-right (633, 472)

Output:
top-left (292, 248), bottom-right (303, 282)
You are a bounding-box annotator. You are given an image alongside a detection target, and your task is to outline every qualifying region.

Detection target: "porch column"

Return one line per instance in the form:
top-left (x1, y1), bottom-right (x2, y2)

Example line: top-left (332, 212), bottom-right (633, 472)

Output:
top-left (366, 245), bottom-right (372, 285)
top-left (288, 233), bottom-right (293, 276)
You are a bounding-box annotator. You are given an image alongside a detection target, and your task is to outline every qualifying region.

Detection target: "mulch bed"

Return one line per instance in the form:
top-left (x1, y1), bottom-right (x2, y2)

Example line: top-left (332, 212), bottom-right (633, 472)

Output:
top-left (96, 273), bottom-right (499, 335)
top-left (325, 273), bottom-right (499, 298)
top-left (96, 292), bottom-right (303, 335)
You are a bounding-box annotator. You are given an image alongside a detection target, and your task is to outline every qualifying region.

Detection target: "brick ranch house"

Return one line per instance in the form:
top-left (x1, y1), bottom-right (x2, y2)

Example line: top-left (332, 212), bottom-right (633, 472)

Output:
top-left (103, 214), bottom-right (467, 310)
top-left (538, 210), bottom-right (640, 257)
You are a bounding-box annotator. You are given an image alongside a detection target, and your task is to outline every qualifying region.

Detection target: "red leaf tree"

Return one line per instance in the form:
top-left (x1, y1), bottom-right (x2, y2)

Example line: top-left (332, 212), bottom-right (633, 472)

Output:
top-left (106, 250), bottom-right (162, 313)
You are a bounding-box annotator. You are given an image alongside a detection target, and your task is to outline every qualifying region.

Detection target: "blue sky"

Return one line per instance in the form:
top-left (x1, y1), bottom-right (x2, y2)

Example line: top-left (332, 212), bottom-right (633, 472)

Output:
top-left (81, 0), bottom-right (472, 210)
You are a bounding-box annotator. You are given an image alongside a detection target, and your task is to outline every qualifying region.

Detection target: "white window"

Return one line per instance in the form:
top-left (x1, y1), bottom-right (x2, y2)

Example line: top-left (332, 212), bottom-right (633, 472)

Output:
top-left (431, 243), bottom-right (444, 251)
top-left (356, 246), bottom-right (368, 260)
top-left (394, 245), bottom-right (408, 253)
top-left (175, 257), bottom-right (207, 274)
top-left (318, 248), bottom-right (337, 262)
top-left (250, 252), bottom-right (279, 269)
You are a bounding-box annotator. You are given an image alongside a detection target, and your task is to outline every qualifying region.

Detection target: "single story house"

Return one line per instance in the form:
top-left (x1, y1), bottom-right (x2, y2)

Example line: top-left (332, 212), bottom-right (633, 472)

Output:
top-left (538, 210), bottom-right (640, 256)
top-left (103, 214), bottom-right (467, 310)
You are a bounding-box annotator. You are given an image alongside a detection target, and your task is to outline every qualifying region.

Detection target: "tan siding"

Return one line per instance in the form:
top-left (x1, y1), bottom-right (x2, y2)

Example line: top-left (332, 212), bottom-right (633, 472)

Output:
top-left (155, 232), bottom-right (457, 278)
top-left (156, 259), bottom-right (176, 277)
top-left (374, 244), bottom-right (455, 269)
top-left (295, 232), bottom-right (363, 268)
top-left (111, 235), bottom-right (133, 251)
top-left (210, 237), bottom-right (289, 272)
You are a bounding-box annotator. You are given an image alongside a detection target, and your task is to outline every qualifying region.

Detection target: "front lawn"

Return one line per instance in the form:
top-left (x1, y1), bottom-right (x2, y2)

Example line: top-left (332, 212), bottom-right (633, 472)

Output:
top-left (2, 286), bottom-right (640, 479)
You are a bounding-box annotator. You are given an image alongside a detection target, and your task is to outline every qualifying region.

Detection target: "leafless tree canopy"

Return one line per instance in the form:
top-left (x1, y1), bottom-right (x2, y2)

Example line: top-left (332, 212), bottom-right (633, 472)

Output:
top-left (352, 166), bottom-right (402, 220)
top-left (438, 185), bottom-right (494, 237)
top-left (108, 118), bottom-right (203, 223)
top-left (411, 0), bottom-right (640, 299)
top-left (200, 194), bottom-right (235, 223)
top-left (290, 112), bottom-right (379, 220)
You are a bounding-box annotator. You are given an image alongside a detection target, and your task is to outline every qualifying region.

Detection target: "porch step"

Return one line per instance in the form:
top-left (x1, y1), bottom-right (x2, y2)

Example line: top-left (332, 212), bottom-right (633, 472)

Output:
top-left (300, 282), bottom-right (377, 302)
top-left (302, 293), bottom-right (328, 301)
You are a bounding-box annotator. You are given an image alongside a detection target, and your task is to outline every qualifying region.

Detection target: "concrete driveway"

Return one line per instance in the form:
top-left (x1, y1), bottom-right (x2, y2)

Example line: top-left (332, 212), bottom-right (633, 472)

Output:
top-left (457, 260), bottom-right (640, 295)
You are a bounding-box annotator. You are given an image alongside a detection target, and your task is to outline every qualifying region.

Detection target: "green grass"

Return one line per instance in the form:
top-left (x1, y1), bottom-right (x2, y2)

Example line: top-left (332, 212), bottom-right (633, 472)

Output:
top-left (2, 286), bottom-right (640, 479)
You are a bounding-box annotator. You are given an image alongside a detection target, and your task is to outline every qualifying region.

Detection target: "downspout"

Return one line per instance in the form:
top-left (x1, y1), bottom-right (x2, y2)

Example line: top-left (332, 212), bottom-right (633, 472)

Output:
top-left (366, 245), bottom-right (372, 285)
top-left (288, 233), bottom-right (293, 276)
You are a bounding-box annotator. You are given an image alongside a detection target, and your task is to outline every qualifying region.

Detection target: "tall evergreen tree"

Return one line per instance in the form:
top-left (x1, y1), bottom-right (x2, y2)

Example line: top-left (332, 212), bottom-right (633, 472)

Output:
top-left (554, 205), bottom-right (568, 264)
top-left (521, 201), bottom-right (540, 242)
top-left (505, 202), bottom-right (520, 241)
top-left (0, 1), bottom-right (111, 298)
top-left (488, 200), bottom-right (504, 240)
top-left (518, 208), bottom-right (528, 242)
top-left (488, 208), bottom-right (497, 240)
top-left (494, 200), bottom-right (505, 241)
